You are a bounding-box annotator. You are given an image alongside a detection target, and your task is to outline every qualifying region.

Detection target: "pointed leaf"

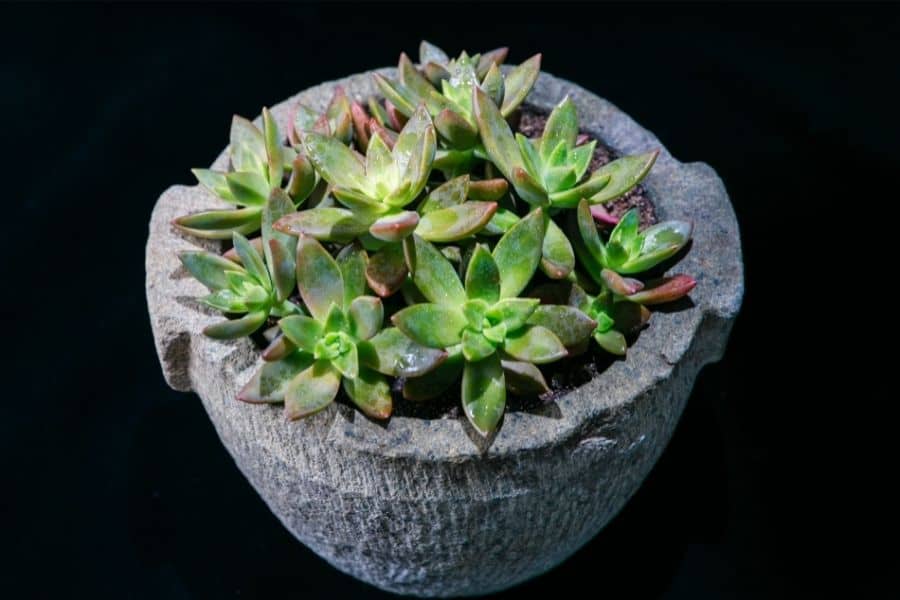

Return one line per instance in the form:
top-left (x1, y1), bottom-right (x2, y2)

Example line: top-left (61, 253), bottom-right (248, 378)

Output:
top-left (365, 130), bottom-right (396, 186)
top-left (419, 40), bottom-right (448, 65)
top-left (262, 107), bottom-right (283, 186)
top-left (540, 96), bottom-right (578, 160)
top-left (287, 153), bottom-right (317, 203)
top-left (262, 188), bottom-right (297, 302)
top-left (503, 325), bottom-right (568, 364)
top-left (295, 235), bottom-right (344, 322)
top-left (399, 52), bottom-right (439, 99)
top-left (365, 242), bottom-right (408, 297)
top-left (403, 234), bottom-right (466, 306)
top-left (527, 305), bottom-right (596, 347)
top-left (540, 217), bottom-right (575, 279)
top-left (192, 169), bottom-right (236, 203)
top-left (593, 329), bottom-right (627, 355)
top-left (481, 62), bottom-right (505, 106)
top-left (179, 251), bottom-right (244, 291)
top-left (373, 73), bottom-right (416, 116)
top-left (200, 289), bottom-right (249, 313)
top-left (230, 115), bottom-right (265, 174)
top-left (511, 166), bottom-right (549, 206)
top-left (358, 327), bottom-right (447, 377)
top-left (502, 359), bottom-right (550, 396)
top-left (203, 310), bottom-right (268, 339)
top-left (589, 150), bottom-right (659, 204)
top-left (261, 334), bottom-right (297, 362)
top-left (342, 367), bottom-right (392, 419)
top-left (225, 172), bottom-right (270, 206)
top-left (434, 108), bottom-right (478, 148)
top-left (609, 208), bottom-right (640, 250)
top-left (238, 352), bottom-right (314, 403)
top-left (416, 201), bottom-right (497, 242)
top-left (548, 171), bottom-right (611, 208)
top-left (330, 343), bottom-right (359, 379)
top-left (464, 244), bottom-right (500, 303)
top-left (626, 275), bottom-right (696, 305)
top-left (492, 208), bottom-right (546, 298)
top-left (500, 54), bottom-right (541, 117)
top-left (350, 101), bottom-right (371, 149)
top-left (369, 210), bottom-right (420, 242)
top-left (302, 131), bottom-right (366, 190)
top-left (621, 220), bottom-right (693, 273)
top-left (601, 268), bottom-right (644, 296)
top-left (571, 140), bottom-right (597, 181)
top-left (232, 232), bottom-right (269, 287)
top-left (575, 198), bottom-right (608, 272)
top-left (393, 104), bottom-right (436, 197)
top-left (284, 360), bottom-right (341, 419)
top-left (336, 242), bottom-right (368, 307)
top-left (462, 354), bottom-right (506, 436)
top-left (473, 86), bottom-right (523, 180)
top-left (292, 103), bottom-right (319, 142)
top-left (484, 207), bottom-right (520, 235)
top-left (476, 46), bottom-right (509, 78)
top-left (273, 207), bottom-right (368, 244)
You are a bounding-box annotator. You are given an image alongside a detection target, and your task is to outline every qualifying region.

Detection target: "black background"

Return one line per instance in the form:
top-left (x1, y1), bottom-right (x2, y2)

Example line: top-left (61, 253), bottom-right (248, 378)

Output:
top-left (3, 3), bottom-right (893, 598)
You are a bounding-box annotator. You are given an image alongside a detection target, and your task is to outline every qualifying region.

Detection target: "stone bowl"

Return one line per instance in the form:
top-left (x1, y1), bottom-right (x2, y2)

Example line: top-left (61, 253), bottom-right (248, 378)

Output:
top-left (146, 68), bottom-right (743, 597)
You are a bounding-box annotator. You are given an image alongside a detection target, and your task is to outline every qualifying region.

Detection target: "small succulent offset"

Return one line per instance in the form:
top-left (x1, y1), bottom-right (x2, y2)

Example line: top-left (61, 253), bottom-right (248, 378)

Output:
top-left (174, 42), bottom-right (698, 442)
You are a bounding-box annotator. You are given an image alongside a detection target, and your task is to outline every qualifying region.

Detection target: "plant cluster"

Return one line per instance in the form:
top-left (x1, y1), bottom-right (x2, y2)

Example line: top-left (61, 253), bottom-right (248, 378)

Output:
top-left (175, 41), bottom-right (696, 437)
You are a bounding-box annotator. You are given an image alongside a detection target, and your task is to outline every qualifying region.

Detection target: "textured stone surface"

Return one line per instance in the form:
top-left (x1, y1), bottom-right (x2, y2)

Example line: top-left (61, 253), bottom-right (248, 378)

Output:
top-left (146, 68), bottom-right (743, 597)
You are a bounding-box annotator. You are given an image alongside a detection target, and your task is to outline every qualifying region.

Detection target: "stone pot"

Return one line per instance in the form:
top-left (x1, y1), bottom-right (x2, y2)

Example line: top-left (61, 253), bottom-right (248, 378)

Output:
top-left (146, 68), bottom-right (743, 597)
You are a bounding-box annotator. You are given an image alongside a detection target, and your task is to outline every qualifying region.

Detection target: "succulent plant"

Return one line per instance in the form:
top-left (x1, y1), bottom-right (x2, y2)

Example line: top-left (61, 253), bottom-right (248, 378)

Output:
top-left (178, 189), bottom-right (302, 338)
top-left (373, 42), bottom-right (540, 151)
top-left (474, 89), bottom-right (662, 281)
top-left (392, 210), bottom-right (595, 434)
top-left (237, 236), bottom-right (445, 419)
top-left (570, 198), bottom-right (695, 354)
top-left (172, 42), bottom-right (699, 444)
top-left (274, 106), bottom-right (501, 296)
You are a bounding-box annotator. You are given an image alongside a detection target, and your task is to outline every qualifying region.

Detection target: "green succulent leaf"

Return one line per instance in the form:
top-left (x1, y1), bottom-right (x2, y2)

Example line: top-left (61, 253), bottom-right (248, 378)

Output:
top-left (302, 131), bottom-right (366, 190)
top-left (484, 207), bottom-right (520, 235)
top-left (392, 104), bottom-right (436, 202)
top-left (511, 166), bottom-right (549, 206)
top-left (360, 245), bottom-right (403, 299)
top-left (601, 269), bottom-right (644, 296)
top-left (540, 96), bottom-right (578, 161)
top-left (571, 141), bottom-right (596, 181)
top-left (348, 296), bottom-right (383, 341)
top-left (418, 175), bottom-right (469, 214)
top-left (336, 243), bottom-right (368, 308)
top-left (179, 251), bottom-right (244, 291)
top-left (527, 305), bottom-right (596, 347)
top-left (279, 315), bottom-right (323, 353)
top-left (619, 220), bottom-right (693, 273)
top-left (435, 108), bottom-right (478, 148)
top-left (203, 310), bottom-right (268, 340)
top-left (173, 207), bottom-right (261, 239)
top-left (464, 244), bottom-right (501, 304)
top-left (367, 96), bottom-right (392, 128)
top-left (481, 62), bottom-right (505, 106)
top-left (261, 333), bottom-right (298, 362)
top-left (574, 198), bottom-right (608, 280)
top-left (343, 367), bottom-right (392, 419)
top-left (287, 152), bottom-right (317, 204)
top-left (476, 46), bottom-right (509, 78)
top-left (295, 235), bottom-right (344, 322)
top-left (358, 327), bottom-right (447, 377)
top-left (232, 232), bottom-right (269, 288)
top-left (230, 115), bottom-right (266, 174)
top-left (403, 234), bottom-right (467, 306)
top-left (473, 86), bottom-right (523, 181)
top-left (392, 303), bottom-right (466, 349)
top-left (593, 328), bottom-right (627, 355)
top-left (540, 217), bottom-right (575, 279)
top-left (462, 354), bottom-right (506, 436)
top-left (225, 171), bottom-right (270, 207)
top-left (502, 325), bottom-right (568, 364)
top-left (373, 72), bottom-right (417, 116)
top-left (284, 360), bottom-right (341, 419)
top-left (201, 289), bottom-right (249, 313)
top-left (262, 107), bottom-right (283, 186)
top-left (486, 297), bottom-right (540, 332)
top-left (192, 169), bottom-right (236, 204)
top-left (462, 329), bottom-right (497, 362)
top-left (467, 178), bottom-right (508, 201)
top-left (500, 53), bottom-right (541, 117)
top-left (492, 208), bottom-right (546, 299)
top-left (609, 208), bottom-right (640, 256)
top-left (273, 207), bottom-right (368, 244)
top-left (589, 151), bottom-right (659, 205)
top-left (365, 131), bottom-right (396, 189)
top-left (419, 40), bottom-right (449, 65)
top-left (547, 171), bottom-right (611, 208)
top-left (501, 359), bottom-right (550, 396)
top-left (262, 189), bottom-right (297, 302)
top-left (237, 352), bottom-right (315, 403)
top-left (330, 341), bottom-right (359, 379)
top-left (369, 210), bottom-right (420, 242)
top-left (416, 201), bottom-right (497, 242)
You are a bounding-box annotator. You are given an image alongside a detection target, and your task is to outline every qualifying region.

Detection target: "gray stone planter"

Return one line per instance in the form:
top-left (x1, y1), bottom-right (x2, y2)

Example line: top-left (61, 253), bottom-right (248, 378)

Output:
top-left (146, 68), bottom-right (743, 597)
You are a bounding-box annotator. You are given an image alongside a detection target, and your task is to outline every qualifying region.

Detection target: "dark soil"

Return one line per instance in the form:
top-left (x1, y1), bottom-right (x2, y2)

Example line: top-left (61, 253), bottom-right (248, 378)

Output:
top-left (517, 105), bottom-right (658, 229)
